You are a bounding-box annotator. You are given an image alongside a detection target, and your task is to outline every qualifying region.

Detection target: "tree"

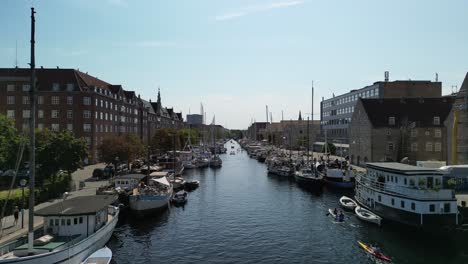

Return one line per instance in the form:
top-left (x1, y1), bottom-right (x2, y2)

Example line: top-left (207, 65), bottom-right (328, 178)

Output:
top-left (321, 142), bottom-right (336, 155)
top-left (0, 114), bottom-right (23, 170)
top-left (150, 128), bottom-right (179, 155)
top-left (98, 134), bottom-right (144, 164)
top-left (36, 129), bottom-right (88, 184)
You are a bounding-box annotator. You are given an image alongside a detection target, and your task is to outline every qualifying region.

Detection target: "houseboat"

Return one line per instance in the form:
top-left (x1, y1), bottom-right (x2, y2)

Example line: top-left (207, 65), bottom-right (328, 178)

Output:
top-left (355, 162), bottom-right (458, 228)
top-left (0, 195), bottom-right (119, 263)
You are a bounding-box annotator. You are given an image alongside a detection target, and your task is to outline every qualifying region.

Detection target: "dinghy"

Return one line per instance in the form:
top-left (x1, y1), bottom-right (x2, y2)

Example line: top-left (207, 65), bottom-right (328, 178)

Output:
top-left (82, 246), bottom-right (113, 264)
top-left (355, 206), bottom-right (382, 226)
top-left (339, 196), bottom-right (358, 210)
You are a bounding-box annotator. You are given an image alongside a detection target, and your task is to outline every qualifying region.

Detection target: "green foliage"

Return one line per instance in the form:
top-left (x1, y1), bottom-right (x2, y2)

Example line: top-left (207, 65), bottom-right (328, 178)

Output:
top-left (98, 133), bottom-right (144, 164)
top-left (36, 129), bottom-right (88, 184)
top-left (0, 114), bottom-right (23, 170)
top-left (321, 143), bottom-right (336, 155)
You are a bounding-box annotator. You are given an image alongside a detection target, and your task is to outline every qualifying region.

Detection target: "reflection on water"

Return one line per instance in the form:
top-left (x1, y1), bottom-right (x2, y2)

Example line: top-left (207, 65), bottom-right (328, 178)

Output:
top-left (108, 141), bottom-right (468, 264)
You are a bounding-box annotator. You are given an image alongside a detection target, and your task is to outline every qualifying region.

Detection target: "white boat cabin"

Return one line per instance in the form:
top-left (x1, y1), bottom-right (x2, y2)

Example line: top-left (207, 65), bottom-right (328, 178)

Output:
top-left (36, 195), bottom-right (118, 238)
top-left (114, 174), bottom-right (146, 190)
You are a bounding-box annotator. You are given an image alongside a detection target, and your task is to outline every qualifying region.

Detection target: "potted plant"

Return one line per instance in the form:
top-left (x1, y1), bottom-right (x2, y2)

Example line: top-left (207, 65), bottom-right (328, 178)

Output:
top-left (418, 178), bottom-right (427, 189)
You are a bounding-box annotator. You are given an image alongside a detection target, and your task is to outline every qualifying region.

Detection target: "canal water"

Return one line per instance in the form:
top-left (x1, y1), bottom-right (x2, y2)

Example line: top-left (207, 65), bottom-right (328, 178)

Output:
top-left (108, 141), bottom-right (468, 264)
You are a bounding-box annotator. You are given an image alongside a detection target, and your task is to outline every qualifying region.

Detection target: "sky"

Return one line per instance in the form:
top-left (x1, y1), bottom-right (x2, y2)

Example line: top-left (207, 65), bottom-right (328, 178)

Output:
top-left (1, 0), bottom-right (467, 129)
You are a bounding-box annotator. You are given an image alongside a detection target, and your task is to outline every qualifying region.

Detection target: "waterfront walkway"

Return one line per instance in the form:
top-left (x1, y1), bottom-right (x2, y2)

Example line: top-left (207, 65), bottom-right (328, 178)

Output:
top-left (0, 163), bottom-right (108, 245)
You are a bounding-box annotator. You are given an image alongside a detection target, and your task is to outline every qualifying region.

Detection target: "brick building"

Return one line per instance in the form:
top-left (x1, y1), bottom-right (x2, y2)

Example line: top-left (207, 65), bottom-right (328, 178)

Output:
top-left (446, 72), bottom-right (468, 165)
top-left (320, 78), bottom-right (442, 143)
top-left (0, 68), bottom-right (185, 163)
top-left (264, 120), bottom-right (320, 149)
top-left (349, 97), bottom-right (453, 166)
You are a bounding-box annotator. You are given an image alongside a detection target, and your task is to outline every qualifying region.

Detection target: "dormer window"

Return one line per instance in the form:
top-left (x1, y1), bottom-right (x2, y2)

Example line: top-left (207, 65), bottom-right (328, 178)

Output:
top-left (388, 117), bottom-right (395, 125)
top-left (52, 83), bottom-right (60, 91)
top-left (433, 116), bottom-right (440, 125)
top-left (66, 83), bottom-right (74, 91)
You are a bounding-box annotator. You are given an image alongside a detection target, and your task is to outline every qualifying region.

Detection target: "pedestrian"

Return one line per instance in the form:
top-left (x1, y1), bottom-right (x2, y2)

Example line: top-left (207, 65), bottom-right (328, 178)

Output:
top-left (13, 206), bottom-right (19, 226)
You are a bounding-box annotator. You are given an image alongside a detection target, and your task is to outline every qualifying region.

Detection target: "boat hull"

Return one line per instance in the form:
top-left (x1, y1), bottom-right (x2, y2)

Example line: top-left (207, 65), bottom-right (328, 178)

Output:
top-left (129, 190), bottom-right (172, 214)
top-left (0, 209), bottom-right (119, 264)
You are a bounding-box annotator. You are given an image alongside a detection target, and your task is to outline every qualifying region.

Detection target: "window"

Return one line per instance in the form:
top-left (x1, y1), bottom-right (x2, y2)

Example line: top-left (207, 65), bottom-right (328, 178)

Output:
top-left (425, 130), bottom-right (430, 136)
top-left (100, 100), bottom-right (103, 108)
top-left (434, 128), bottom-right (441, 138)
top-left (67, 124), bottom-right (73, 131)
top-left (67, 219), bottom-right (71, 226)
top-left (49, 219), bottom-right (54, 226)
top-left (435, 142), bottom-right (442, 152)
top-left (67, 96), bottom-right (73, 105)
top-left (411, 203), bottom-right (415, 210)
top-left (411, 143), bottom-right (418, 152)
top-left (433, 116), bottom-right (440, 125)
top-left (7, 96), bottom-right (14, 104)
top-left (95, 98), bottom-right (98, 106)
top-left (22, 123), bottom-right (29, 131)
top-left (7, 110), bottom-right (15, 118)
top-left (391, 198), bottom-right (395, 206)
top-left (79, 217), bottom-right (83, 224)
top-left (100, 112), bottom-right (103, 120)
top-left (52, 83), bottom-right (60, 91)
top-left (429, 204), bottom-right (435, 212)
top-left (74, 218), bottom-right (78, 225)
top-left (411, 129), bottom-right (417, 137)
top-left (83, 97), bottom-right (91, 105)
top-left (51, 96), bottom-right (60, 105)
top-left (51, 110), bottom-right (59, 118)
top-left (55, 219), bottom-right (59, 226)
top-left (83, 124), bottom-right (92, 132)
top-left (387, 142), bottom-right (394, 152)
top-left (426, 142), bottom-right (433, 152)
top-left (22, 84), bottom-right (31, 91)
top-left (51, 124), bottom-right (59, 132)
top-left (37, 123), bottom-right (44, 130)
top-left (38, 96), bottom-right (44, 104)
top-left (404, 178), bottom-right (407, 185)
top-left (67, 83), bottom-right (74, 91)
top-left (7, 84), bottom-right (15, 92)
top-left (22, 96), bottom-right (29, 105)
top-left (61, 219), bottom-right (65, 226)
top-left (401, 200), bottom-right (405, 208)
top-left (22, 110), bottom-right (31, 118)
top-left (388, 116), bottom-right (395, 125)
top-left (444, 203), bottom-right (450, 213)
top-left (95, 112), bottom-right (98, 119)
top-left (67, 110), bottom-right (73, 119)
top-left (386, 129), bottom-right (391, 136)
top-left (83, 110), bottom-right (91, 119)
top-left (38, 110), bottom-right (44, 118)
top-left (378, 195), bottom-right (381, 202)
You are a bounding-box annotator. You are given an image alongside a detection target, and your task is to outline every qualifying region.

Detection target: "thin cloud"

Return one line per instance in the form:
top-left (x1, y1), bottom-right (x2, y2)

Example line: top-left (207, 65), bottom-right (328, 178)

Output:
top-left (215, 0), bottom-right (305, 21)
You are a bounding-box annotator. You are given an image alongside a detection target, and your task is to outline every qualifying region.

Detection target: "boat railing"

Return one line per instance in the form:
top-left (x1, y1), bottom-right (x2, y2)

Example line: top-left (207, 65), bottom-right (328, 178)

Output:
top-left (356, 173), bottom-right (455, 200)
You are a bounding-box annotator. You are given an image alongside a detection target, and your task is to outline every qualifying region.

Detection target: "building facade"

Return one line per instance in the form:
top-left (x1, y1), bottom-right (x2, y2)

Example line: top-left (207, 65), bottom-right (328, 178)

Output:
top-left (0, 68), bottom-right (185, 163)
top-left (446, 72), bottom-right (468, 165)
top-left (320, 79), bottom-right (442, 143)
top-left (187, 114), bottom-right (203, 125)
top-left (349, 97), bottom-right (453, 166)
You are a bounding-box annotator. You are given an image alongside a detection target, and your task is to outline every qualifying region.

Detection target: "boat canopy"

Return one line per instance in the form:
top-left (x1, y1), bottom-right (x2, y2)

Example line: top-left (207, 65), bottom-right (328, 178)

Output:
top-left (150, 177), bottom-right (170, 186)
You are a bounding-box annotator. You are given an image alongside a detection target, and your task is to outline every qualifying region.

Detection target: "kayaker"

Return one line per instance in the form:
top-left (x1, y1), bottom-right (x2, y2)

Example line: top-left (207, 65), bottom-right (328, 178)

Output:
top-left (338, 211), bottom-right (345, 222)
top-left (371, 245), bottom-right (382, 255)
top-left (333, 208), bottom-right (338, 215)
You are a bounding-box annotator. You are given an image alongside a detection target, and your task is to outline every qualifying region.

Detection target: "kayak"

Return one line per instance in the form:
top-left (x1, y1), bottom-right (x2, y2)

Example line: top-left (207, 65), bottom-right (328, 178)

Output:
top-left (357, 241), bottom-right (392, 262)
top-left (328, 209), bottom-right (344, 223)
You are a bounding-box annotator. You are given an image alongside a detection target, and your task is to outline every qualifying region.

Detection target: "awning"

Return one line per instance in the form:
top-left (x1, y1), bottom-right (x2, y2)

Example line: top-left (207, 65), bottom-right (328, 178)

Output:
top-left (150, 177), bottom-right (170, 186)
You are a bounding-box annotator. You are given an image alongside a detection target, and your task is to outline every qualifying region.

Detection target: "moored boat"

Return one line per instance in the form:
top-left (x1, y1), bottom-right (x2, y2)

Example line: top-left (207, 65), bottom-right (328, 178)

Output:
top-left (172, 190), bottom-right (188, 205)
top-left (295, 166), bottom-right (324, 187)
top-left (355, 206), bottom-right (382, 226)
top-left (81, 246), bottom-right (112, 264)
top-left (339, 196), bottom-right (358, 210)
top-left (129, 176), bottom-right (173, 214)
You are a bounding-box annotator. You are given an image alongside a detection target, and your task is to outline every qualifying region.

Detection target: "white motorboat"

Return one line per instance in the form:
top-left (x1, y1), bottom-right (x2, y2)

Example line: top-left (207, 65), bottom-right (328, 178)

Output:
top-left (170, 177), bottom-right (186, 190)
top-left (81, 246), bottom-right (112, 264)
top-left (339, 196), bottom-right (358, 210)
top-left (129, 176), bottom-right (173, 213)
top-left (355, 206), bottom-right (382, 226)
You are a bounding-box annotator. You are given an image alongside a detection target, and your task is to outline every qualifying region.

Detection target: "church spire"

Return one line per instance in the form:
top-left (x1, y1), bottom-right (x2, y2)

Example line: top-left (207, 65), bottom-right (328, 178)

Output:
top-left (298, 110), bottom-right (302, 121)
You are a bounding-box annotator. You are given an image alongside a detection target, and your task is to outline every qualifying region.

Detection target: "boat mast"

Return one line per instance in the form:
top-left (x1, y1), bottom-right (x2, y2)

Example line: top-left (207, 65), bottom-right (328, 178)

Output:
top-left (146, 109), bottom-right (150, 185)
top-left (28, 7), bottom-right (36, 254)
top-left (307, 116), bottom-right (310, 166)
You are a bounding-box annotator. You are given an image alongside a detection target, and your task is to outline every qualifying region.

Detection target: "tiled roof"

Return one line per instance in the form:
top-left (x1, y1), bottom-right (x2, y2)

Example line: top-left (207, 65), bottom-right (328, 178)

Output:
top-left (360, 97), bottom-right (454, 127)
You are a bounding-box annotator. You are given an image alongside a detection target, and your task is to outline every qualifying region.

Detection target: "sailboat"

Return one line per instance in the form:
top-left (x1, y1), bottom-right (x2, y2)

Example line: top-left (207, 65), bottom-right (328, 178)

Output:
top-left (0, 8), bottom-right (119, 263)
top-left (209, 116), bottom-right (222, 168)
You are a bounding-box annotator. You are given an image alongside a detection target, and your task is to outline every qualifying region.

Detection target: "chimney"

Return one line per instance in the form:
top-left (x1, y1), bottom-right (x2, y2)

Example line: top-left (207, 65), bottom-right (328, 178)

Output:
top-left (384, 71), bottom-right (389, 82)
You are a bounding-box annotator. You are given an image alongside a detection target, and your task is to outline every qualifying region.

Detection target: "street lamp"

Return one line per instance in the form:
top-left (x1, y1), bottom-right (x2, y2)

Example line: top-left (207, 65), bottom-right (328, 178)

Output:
top-left (19, 179), bottom-right (27, 229)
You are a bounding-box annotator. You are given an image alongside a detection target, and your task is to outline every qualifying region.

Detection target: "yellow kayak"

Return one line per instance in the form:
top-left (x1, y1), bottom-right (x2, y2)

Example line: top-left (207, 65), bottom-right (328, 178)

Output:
top-left (357, 241), bottom-right (392, 262)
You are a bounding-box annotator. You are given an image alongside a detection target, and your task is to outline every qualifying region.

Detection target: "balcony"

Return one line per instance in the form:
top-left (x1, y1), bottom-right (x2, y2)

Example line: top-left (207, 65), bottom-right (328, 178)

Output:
top-left (356, 173), bottom-right (455, 200)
